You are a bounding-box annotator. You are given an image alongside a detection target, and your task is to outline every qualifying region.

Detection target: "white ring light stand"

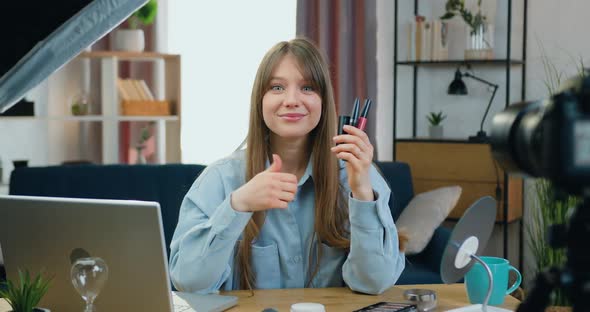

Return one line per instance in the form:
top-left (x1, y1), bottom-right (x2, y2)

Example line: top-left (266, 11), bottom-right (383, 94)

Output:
top-left (441, 196), bottom-right (512, 312)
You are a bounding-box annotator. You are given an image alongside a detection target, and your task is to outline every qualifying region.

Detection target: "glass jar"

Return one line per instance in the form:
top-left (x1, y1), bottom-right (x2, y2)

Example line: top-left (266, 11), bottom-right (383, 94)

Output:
top-left (465, 23), bottom-right (494, 60)
top-left (70, 91), bottom-right (92, 116)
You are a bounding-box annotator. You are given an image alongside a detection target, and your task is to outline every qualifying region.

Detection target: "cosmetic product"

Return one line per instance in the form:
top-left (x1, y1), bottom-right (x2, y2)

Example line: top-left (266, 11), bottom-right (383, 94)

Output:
top-left (404, 289), bottom-right (437, 311)
top-left (357, 99), bottom-right (373, 131)
top-left (349, 98), bottom-right (360, 127)
top-left (338, 115), bottom-right (350, 135)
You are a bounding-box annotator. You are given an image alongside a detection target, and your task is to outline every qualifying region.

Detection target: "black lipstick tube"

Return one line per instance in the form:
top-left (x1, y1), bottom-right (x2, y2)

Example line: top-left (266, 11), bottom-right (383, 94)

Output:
top-left (338, 115), bottom-right (350, 135)
top-left (349, 98), bottom-right (360, 127)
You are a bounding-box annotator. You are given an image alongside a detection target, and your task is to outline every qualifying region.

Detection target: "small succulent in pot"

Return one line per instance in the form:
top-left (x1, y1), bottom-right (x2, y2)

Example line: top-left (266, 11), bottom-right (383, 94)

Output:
top-left (0, 269), bottom-right (52, 312)
top-left (427, 111), bottom-right (446, 126)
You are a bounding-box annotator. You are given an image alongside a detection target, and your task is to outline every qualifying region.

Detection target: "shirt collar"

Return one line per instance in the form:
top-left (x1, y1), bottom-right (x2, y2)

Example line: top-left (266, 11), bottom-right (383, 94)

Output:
top-left (298, 157), bottom-right (313, 186)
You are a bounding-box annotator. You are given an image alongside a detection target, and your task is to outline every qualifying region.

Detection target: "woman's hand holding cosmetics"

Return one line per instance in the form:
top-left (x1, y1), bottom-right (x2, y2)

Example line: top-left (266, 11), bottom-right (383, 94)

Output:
top-left (332, 98), bottom-right (375, 201)
top-left (231, 154), bottom-right (298, 212)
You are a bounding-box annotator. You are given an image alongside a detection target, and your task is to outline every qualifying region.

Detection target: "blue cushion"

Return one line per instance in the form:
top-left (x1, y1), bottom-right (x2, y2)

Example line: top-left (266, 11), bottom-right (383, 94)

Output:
top-left (397, 261), bottom-right (443, 285)
top-left (374, 161), bottom-right (414, 221)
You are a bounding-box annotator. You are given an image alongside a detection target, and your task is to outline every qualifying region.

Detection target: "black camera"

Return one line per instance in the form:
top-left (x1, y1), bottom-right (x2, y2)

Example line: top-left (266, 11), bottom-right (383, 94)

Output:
top-left (490, 70), bottom-right (590, 195)
top-left (489, 71), bottom-right (590, 312)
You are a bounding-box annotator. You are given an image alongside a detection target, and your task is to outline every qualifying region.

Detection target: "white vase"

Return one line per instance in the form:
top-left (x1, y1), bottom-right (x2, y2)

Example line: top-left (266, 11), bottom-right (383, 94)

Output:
top-left (136, 146), bottom-right (147, 164)
top-left (113, 29), bottom-right (145, 52)
top-left (429, 125), bottom-right (444, 139)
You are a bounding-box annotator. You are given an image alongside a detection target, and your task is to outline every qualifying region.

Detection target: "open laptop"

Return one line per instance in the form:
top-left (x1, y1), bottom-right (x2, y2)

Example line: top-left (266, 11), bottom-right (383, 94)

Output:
top-left (0, 195), bottom-right (237, 312)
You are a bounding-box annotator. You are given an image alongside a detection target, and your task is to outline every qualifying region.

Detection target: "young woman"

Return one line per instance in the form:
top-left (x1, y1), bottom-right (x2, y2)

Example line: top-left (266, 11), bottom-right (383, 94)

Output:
top-left (169, 38), bottom-right (406, 295)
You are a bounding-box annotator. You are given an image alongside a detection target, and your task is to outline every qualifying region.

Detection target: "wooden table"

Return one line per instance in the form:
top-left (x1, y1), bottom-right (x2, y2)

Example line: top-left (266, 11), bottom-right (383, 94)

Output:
top-left (222, 284), bottom-right (519, 311)
top-left (0, 283), bottom-right (519, 311)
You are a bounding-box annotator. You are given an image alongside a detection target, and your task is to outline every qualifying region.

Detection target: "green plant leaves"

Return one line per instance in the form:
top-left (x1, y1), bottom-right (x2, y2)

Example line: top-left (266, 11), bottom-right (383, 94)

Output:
top-left (128, 0), bottom-right (157, 29)
top-left (134, 0), bottom-right (157, 26)
top-left (527, 179), bottom-right (578, 306)
top-left (426, 111), bottom-right (446, 126)
top-left (0, 269), bottom-right (52, 312)
top-left (441, 0), bottom-right (486, 34)
top-left (440, 12), bottom-right (455, 20)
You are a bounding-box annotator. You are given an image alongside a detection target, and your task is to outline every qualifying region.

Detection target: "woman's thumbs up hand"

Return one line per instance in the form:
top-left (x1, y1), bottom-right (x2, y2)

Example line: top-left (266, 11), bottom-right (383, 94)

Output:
top-left (231, 154), bottom-right (298, 212)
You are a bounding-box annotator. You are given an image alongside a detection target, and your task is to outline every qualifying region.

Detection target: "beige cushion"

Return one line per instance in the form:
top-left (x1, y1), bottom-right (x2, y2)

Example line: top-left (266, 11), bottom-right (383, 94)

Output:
top-left (397, 186), bottom-right (462, 255)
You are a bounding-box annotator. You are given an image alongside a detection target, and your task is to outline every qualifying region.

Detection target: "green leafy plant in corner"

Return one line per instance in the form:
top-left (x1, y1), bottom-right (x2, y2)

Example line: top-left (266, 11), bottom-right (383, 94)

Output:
top-left (527, 41), bottom-right (585, 307)
top-left (528, 180), bottom-right (578, 307)
top-left (0, 269), bottom-right (52, 312)
top-left (427, 111), bottom-right (446, 126)
top-left (441, 0), bottom-right (487, 36)
top-left (128, 0), bottom-right (158, 29)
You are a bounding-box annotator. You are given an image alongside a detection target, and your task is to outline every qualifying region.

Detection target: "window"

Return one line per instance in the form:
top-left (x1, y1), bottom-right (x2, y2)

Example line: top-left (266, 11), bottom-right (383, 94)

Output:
top-left (168, 0), bottom-right (296, 164)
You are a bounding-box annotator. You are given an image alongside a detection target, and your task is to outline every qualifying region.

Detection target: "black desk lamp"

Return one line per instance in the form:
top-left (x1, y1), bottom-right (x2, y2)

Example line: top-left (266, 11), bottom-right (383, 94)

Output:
top-left (448, 69), bottom-right (499, 143)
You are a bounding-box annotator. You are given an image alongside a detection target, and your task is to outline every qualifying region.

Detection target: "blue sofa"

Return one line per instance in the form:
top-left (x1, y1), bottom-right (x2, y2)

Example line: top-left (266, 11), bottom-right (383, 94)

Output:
top-left (5, 161), bottom-right (450, 285)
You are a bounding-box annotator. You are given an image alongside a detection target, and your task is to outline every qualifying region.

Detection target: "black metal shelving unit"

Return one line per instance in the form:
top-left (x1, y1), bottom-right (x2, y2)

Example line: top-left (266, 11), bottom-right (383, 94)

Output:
top-left (393, 0), bottom-right (528, 270)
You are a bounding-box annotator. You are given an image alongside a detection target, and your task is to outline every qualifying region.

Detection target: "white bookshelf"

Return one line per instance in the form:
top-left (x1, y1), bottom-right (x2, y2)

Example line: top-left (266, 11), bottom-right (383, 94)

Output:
top-left (75, 51), bottom-right (182, 164)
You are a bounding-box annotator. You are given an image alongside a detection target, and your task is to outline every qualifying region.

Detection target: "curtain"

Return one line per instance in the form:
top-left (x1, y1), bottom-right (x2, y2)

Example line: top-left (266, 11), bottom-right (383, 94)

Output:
top-left (297, 0), bottom-right (378, 156)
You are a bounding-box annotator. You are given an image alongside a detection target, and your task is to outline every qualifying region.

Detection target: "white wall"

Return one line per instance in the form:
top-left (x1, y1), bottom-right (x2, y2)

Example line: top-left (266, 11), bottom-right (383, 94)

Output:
top-left (526, 1), bottom-right (590, 101)
top-left (166, 0), bottom-right (296, 165)
top-left (0, 119), bottom-right (47, 184)
top-left (0, 84), bottom-right (49, 184)
top-left (376, 0), bottom-right (395, 161)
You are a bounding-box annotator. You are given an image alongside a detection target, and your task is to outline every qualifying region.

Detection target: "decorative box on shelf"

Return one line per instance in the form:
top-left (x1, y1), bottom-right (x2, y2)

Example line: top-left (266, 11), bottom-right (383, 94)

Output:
top-left (120, 100), bottom-right (172, 116)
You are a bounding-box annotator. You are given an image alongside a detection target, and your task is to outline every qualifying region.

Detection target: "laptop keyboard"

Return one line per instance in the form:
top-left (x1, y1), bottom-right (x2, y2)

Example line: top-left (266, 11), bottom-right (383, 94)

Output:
top-left (172, 292), bottom-right (196, 312)
top-left (174, 304), bottom-right (195, 312)
top-left (171, 290), bottom-right (237, 312)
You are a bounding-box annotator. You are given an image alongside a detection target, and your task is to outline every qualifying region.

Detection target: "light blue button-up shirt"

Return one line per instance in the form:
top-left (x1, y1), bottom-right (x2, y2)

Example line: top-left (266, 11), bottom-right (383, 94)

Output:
top-left (169, 150), bottom-right (405, 295)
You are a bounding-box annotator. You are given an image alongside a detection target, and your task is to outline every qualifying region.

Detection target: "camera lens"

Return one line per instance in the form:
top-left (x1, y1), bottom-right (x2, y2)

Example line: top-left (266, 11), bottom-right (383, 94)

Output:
top-left (490, 100), bottom-right (544, 177)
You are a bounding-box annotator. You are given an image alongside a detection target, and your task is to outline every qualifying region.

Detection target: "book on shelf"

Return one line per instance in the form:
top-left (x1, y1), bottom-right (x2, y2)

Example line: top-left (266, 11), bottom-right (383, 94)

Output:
top-left (407, 18), bottom-right (416, 61)
top-left (130, 79), bottom-right (143, 100)
top-left (138, 80), bottom-right (154, 100)
top-left (423, 20), bottom-right (432, 61)
top-left (431, 20), bottom-right (449, 61)
top-left (415, 16), bottom-right (425, 61)
top-left (406, 16), bottom-right (449, 62)
top-left (116, 78), bottom-right (130, 100)
top-left (116, 78), bottom-right (155, 101)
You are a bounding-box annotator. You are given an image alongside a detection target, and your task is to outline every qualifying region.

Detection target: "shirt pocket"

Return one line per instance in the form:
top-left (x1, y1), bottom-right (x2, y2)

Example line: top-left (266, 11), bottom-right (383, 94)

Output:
top-left (316, 243), bottom-right (346, 287)
top-left (251, 241), bottom-right (281, 289)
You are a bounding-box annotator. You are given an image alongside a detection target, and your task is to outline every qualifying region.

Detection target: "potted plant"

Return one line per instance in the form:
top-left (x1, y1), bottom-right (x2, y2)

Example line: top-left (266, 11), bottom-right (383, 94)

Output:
top-left (427, 111), bottom-right (446, 139)
top-left (114, 0), bottom-right (158, 52)
top-left (0, 269), bottom-right (52, 312)
top-left (441, 0), bottom-right (494, 59)
top-left (69, 91), bottom-right (91, 116)
top-left (528, 179), bottom-right (578, 312)
top-left (135, 123), bottom-right (153, 164)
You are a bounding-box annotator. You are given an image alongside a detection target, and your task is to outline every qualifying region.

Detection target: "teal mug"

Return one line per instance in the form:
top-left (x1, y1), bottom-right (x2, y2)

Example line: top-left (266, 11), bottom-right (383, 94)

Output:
top-left (465, 256), bottom-right (522, 305)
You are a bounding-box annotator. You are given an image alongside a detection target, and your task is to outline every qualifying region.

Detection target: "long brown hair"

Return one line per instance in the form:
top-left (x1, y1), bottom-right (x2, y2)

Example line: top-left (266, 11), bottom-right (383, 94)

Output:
top-left (237, 38), bottom-right (349, 290)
